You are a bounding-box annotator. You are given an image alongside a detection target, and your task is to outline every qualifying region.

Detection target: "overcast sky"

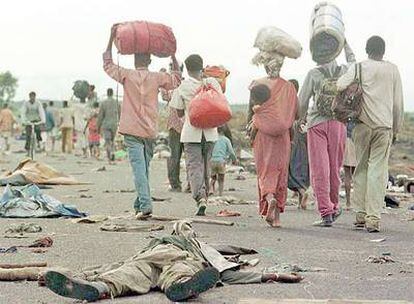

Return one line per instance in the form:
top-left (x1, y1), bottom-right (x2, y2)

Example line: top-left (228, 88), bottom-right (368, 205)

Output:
top-left (1, 0), bottom-right (413, 110)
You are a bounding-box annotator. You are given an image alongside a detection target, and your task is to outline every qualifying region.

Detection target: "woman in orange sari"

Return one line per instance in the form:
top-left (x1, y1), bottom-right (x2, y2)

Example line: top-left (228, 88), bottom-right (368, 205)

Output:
top-left (249, 57), bottom-right (298, 227)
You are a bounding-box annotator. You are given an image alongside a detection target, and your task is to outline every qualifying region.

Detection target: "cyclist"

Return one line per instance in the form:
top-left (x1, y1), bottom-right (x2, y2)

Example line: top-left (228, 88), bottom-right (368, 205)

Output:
top-left (21, 92), bottom-right (46, 155)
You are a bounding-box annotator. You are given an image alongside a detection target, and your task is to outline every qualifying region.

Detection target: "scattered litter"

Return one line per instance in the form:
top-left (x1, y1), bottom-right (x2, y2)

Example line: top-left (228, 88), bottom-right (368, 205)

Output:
top-left (94, 166), bottom-right (107, 172)
top-left (152, 196), bottom-right (172, 202)
top-left (0, 184), bottom-right (87, 218)
top-left (235, 175), bottom-right (246, 181)
top-left (370, 238), bottom-right (386, 243)
top-left (78, 189), bottom-right (90, 193)
top-left (217, 209), bottom-right (241, 217)
top-left (100, 223), bottom-right (164, 232)
top-left (72, 215), bottom-right (109, 224)
top-left (31, 248), bottom-right (47, 254)
top-left (409, 204), bottom-right (414, 211)
top-left (0, 246), bottom-right (18, 254)
top-left (103, 189), bottom-right (134, 193)
top-left (4, 234), bottom-right (29, 239)
top-left (226, 166), bottom-right (245, 174)
top-left (5, 223), bottom-right (42, 234)
top-left (208, 196), bottom-right (251, 206)
top-left (267, 263), bottom-right (327, 273)
top-left (384, 195), bottom-right (400, 208)
top-left (366, 255), bottom-right (395, 263)
top-left (28, 237), bottom-right (53, 248)
top-left (0, 158), bottom-right (86, 186)
top-left (80, 194), bottom-right (93, 199)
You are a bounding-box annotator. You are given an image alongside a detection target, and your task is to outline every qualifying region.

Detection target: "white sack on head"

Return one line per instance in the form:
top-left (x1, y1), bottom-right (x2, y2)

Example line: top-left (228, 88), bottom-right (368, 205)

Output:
top-left (254, 26), bottom-right (302, 59)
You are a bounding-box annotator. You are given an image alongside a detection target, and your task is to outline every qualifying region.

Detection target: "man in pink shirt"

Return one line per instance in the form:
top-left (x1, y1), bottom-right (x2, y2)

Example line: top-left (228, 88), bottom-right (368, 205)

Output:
top-left (103, 25), bottom-right (181, 219)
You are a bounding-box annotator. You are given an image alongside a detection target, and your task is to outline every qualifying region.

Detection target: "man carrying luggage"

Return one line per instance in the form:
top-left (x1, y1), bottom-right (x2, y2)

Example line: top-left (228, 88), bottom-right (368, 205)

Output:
top-left (103, 24), bottom-right (181, 219)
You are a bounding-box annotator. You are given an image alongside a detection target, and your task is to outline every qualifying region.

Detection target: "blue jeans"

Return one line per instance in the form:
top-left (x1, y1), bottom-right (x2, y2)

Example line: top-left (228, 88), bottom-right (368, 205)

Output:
top-left (124, 135), bottom-right (154, 213)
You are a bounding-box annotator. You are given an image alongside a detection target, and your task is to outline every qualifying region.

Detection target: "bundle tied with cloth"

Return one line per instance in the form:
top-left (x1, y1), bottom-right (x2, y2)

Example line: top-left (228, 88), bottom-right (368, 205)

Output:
top-left (252, 26), bottom-right (302, 77)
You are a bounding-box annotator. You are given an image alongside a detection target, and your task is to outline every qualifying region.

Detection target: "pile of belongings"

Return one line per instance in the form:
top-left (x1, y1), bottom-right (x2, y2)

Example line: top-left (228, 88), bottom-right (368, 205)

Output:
top-left (0, 184), bottom-right (87, 218)
top-left (0, 159), bottom-right (85, 186)
top-left (252, 26), bottom-right (302, 77)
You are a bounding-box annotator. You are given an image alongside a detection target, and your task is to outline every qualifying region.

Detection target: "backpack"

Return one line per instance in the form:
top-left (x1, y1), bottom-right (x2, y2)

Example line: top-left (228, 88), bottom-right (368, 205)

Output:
top-left (315, 66), bottom-right (341, 117)
top-left (332, 63), bottom-right (364, 123)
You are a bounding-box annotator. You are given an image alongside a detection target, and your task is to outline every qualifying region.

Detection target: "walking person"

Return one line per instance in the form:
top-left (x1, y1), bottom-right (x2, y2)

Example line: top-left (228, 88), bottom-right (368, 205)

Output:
top-left (86, 102), bottom-right (101, 159)
top-left (337, 36), bottom-right (404, 232)
top-left (249, 69), bottom-right (297, 228)
top-left (343, 121), bottom-right (357, 210)
top-left (169, 54), bottom-right (222, 216)
top-left (47, 101), bottom-right (61, 152)
top-left (21, 92), bottom-right (45, 155)
top-left (0, 103), bottom-right (16, 152)
top-left (287, 79), bottom-right (310, 210)
top-left (210, 126), bottom-right (238, 196)
top-left (298, 41), bottom-right (355, 227)
top-left (103, 24), bottom-right (181, 219)
top-left (160, 64), bottom-right (188, 192)
top-left (59, 100), bottom-right (75, 154)
top-left (42, 103), bottom-right (55, 153)
top-left (97, 88), bottom-right (119, 163)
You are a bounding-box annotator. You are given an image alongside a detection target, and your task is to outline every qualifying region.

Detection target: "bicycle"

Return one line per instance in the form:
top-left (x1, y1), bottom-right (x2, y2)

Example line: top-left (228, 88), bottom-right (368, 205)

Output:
top-left (27, 120), bottom-right (41, 160)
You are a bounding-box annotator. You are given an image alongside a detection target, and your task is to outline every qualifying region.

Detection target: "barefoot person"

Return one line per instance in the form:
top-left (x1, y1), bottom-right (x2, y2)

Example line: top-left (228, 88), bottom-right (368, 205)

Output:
top-left (43, 221), bottom-right (303, 302)
top-left (103, 24), bottom-right (181, 219)
top-left (249, 59), bottom-right (298, 228)
top-left (210, 126), bottom-right (238, 196)
top-left (287, 79), bottom-right (310, 210)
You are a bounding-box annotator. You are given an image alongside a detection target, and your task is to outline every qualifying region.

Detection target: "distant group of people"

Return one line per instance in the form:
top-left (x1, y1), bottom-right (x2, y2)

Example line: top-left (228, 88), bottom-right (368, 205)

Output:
top-left (0, 85), bottom-right (120, 164)
top-left (99, 23), bottom-right (404, 235)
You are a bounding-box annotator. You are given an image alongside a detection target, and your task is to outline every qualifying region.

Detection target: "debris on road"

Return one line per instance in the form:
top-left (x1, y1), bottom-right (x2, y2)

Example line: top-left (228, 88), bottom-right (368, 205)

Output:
top-left (0, 184), bottom-right (87, 218)
top-left (100, 223), bottom-right (164, 232)
top-left (217, 209), bottom-right (241, 217)
top-left (5, 223), bottom-right (42, 234)
top-left (28, 236), bottom-right (53, 248)
top-left (369, 238), bottom-right (386, 243)
top-left (72, 215), bottom-right (109, 224)
top-left (151, 215), bottom-right (235, 226)
top-left (0, 262), bottom-right (47, 269)
top-left (208, 196), bottom-right (252, 205)
top-left (366, 255), bottom-right (395, 264)
top-left (0, 246), bottom-right (17, 254)
top-left (0, 158), bottom-right (86, 186)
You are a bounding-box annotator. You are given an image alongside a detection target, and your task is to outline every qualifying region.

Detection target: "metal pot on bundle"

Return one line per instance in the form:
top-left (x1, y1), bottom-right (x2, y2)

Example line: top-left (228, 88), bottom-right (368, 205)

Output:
top-left (310, 2), bottom-right (345, 64)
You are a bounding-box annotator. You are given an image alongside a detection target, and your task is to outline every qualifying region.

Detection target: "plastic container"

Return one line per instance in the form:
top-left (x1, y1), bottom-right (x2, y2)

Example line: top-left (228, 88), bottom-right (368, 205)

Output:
top-left (310, 2), bottom-right (345, 64)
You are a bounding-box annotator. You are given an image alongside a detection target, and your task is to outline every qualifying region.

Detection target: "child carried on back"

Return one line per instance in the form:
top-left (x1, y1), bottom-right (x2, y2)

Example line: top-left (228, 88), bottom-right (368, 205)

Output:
top-left (247, 84), bottom-right (271, 145)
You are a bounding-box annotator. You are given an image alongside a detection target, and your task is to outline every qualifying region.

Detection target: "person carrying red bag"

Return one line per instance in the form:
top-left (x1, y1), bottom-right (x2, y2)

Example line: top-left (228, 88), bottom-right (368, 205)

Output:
top-left (170, 54), bottom-right (223, 216)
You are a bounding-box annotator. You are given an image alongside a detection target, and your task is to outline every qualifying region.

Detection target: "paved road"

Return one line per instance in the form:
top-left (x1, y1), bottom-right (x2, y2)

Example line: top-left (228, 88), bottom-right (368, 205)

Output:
top-left (0, 149), bottom-right (413, 304)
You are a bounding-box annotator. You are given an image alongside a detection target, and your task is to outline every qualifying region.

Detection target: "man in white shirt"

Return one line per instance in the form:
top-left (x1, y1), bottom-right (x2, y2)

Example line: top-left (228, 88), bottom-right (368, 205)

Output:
top-left (337, 36), bottom-right (404, 233)
top-left (170, 54), bottom-right (222, 216)
top-left (21, 91), bottom-right (46, 153)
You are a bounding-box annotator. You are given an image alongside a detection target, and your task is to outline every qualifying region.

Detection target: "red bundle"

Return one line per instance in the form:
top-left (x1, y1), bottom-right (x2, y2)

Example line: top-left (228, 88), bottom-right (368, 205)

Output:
top-left (189, 85), bottom-right (232, 129)
top-left (115, 21), bottom-right (176, 57)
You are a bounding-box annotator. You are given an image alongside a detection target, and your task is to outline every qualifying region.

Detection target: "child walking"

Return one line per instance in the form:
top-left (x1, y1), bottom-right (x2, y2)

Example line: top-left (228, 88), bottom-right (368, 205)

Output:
top-left (85, 102), bottom-right (100, 158)
top-left (210, 126), bottom-right (237, 196)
